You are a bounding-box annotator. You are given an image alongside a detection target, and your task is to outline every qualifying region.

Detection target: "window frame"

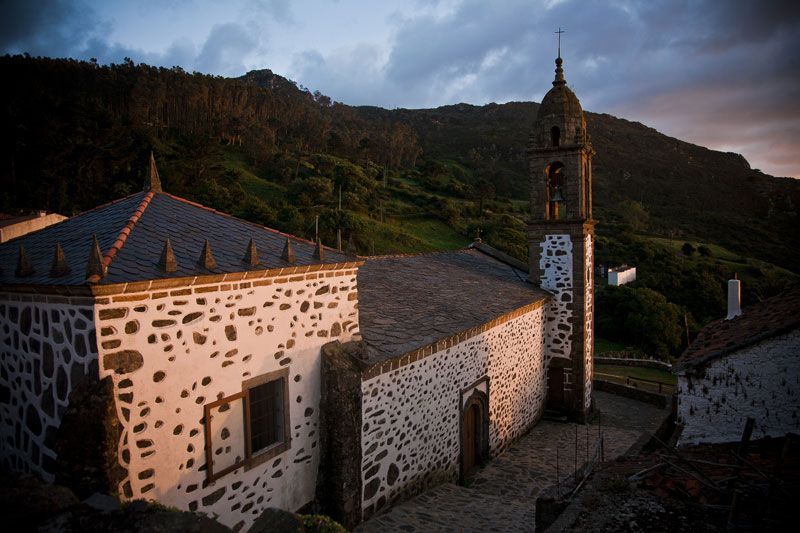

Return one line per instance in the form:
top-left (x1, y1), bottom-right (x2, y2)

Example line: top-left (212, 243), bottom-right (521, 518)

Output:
top-left (242, 368), bottom-right (292, 470)
top-left (203, 367), bottom-right (291, 483)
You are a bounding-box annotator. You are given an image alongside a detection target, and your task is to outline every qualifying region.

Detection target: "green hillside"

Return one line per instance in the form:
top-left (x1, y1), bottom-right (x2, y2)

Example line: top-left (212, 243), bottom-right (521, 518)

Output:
top-left (1, 55), bottom-right (797, 359)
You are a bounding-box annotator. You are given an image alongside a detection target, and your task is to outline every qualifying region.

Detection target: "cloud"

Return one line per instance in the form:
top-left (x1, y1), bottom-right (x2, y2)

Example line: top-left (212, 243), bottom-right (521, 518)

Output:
top-left (0, 0), bottom-right (797, 176)
top-left (195, 23), bottom-right (259, 75)
top-left (247, 0), bottom-right (293, 24)
top-left (290, 0), bottom-right (800, 175)
top-left (0, 0), bottom-right (102, 57)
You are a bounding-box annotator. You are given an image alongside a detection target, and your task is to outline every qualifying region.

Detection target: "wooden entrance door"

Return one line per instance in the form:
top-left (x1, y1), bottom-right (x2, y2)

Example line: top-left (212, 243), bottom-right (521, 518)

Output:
top-left (462, 403), bottom-right (480, 475)
top-left (548, 367), bottom-right (565, 409)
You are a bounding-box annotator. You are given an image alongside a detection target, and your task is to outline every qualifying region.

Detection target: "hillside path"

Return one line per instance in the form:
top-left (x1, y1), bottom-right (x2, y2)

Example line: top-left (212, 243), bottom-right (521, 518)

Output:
top-left (356, 391), bottom-right (669, 533)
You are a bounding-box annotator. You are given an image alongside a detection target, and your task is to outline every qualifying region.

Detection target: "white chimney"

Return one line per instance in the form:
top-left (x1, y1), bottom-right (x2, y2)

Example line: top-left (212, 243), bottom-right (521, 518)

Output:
top-left (726, 276), bottom-right (742, 320)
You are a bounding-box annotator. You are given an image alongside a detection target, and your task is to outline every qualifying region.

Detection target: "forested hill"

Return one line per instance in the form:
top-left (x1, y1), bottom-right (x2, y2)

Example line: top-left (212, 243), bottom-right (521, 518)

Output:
top-left (1, 55), bottom-right (798, 276)
top-left (356, 103), bottom-right (800, 272)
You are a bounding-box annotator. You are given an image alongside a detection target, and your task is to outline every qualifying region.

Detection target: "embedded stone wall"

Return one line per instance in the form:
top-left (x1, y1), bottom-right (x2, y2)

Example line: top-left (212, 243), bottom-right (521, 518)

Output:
top-left (0, 295), bottom-right (98, 481)
top-left (583, 233), bottom-right (594, 410)
top-left (539, 234), bottom-right (573, 361)
top-left (94, 268), bottom-right (359, 532)
top-left (677, 329), bottom-right (800, 445)
top-left (359, 305), bottom-right (547, 519)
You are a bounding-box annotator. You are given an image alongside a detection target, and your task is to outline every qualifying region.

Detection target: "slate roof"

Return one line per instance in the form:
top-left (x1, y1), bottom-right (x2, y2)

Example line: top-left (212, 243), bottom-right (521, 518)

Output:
top-left (0, 191), bottom-right (351, 287)
top-left (357, 248), bottom-right (549, 364)
top-left (675, 288), bottom-right (800, 372)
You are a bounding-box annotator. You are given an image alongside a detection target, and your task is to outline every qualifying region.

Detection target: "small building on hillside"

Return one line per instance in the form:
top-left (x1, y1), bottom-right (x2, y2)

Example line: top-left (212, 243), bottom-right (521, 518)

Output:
top-left (608, 265), bottom-right (636, 286)
top-left (675, 281), bottom-right (800, 446)
top-left (0, 54), bottom-right (597, 530)
top-left (0, 211), bottom-right (67, 243)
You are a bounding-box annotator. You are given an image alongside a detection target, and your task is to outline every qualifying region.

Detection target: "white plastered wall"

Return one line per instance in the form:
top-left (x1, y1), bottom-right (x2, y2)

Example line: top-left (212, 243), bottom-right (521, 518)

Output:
top-left (539, 234), bottom-right (573, 361)
top-left (359, 305), bottom-right (547, 517)
top-left (94, 269), bottom-right (359, 531)
top-left (0, 297), bottom-right (98, 481)
top-left (677, 329), bottom-right (800, 445)
top-left (583, 233), bottom-right (594, 410)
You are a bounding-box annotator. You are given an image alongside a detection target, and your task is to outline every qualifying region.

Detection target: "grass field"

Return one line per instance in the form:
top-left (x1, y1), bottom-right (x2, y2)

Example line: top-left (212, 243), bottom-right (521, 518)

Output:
top-left (398, 218), bottom-right (470, 250)
top-left (595, 363), bottom-right (676, 393)
top-left (645, 236), bottom-right (795, 278)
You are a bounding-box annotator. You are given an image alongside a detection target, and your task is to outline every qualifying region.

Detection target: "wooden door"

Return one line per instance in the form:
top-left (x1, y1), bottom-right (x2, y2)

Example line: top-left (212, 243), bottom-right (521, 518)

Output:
top-left (463, 403), bottom-right (479, 475)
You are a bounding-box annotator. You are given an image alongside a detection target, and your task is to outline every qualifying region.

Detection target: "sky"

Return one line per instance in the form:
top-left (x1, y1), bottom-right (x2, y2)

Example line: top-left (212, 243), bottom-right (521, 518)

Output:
top-left (1, 0), bottom-right (798, 177)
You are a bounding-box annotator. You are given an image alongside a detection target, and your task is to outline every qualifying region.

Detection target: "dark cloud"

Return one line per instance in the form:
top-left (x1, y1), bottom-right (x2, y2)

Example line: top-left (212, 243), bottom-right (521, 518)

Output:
top-left (0, 0), bottom-right (101, 56)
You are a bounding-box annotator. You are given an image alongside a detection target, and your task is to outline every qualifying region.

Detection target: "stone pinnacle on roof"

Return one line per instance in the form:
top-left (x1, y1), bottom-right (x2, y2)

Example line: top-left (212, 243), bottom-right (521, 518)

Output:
top-left (15, 244), bottom-right (34, 277)
top-left (313, 238), bottom-right (325, 261)
top-left (198, 239), bottom-right (217, 270)
top-left (50, 242), bottom-right (70, 277)
top-left (243, 238), bottom-right (260, 267)
top-left (86, 234), bottom-right (106, 280)
top-left (145, 151), bottom-right (163, 193)
top-left (158, 237), bottom-right (178, 273)
top-left (553, 56), bottom-right (566, 87)
top-left (281, 237), bottom-right (296, 263)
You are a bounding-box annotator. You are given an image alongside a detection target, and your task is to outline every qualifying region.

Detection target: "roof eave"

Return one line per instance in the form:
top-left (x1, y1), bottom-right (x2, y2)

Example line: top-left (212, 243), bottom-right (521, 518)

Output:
top-left (675, 322), bottom-right (800, 373)
top-left (0, 260), bottom-right (365, 299)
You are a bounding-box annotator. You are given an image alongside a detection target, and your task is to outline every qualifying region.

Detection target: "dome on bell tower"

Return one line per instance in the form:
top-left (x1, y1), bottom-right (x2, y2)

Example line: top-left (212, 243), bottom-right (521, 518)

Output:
top-left (532, 57), bottom-right (587, 149)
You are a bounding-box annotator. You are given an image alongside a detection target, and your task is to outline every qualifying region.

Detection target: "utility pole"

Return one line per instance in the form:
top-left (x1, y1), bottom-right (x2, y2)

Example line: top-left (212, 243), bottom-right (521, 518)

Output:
top-left (315, 214), bottom-right (319, 243)
top-left (337, 185), bottom-right (342, 251)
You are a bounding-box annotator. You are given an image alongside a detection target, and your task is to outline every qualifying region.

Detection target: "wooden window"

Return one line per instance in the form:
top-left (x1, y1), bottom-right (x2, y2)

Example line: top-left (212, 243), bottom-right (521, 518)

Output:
top-left (243, 368), bottom-right (291, 468)
top-left (204, 368), bottom-right (291, 482)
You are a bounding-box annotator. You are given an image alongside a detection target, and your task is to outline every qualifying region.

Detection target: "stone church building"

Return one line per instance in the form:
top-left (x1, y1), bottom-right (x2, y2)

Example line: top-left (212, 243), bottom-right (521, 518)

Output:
top-left (0, 56), bottom-right (595, 530)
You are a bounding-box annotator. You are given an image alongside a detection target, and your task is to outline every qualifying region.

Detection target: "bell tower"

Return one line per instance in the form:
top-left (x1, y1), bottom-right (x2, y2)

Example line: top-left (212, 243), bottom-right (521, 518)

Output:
top-left (528, 53), bottom-right (596, 421)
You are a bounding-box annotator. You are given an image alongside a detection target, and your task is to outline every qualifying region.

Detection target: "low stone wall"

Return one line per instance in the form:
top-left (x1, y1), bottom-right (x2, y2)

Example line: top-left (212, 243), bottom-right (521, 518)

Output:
top-left (595, 357), bottom-right (672, 371)
top-left (592, 379), bottom-right (670, 409)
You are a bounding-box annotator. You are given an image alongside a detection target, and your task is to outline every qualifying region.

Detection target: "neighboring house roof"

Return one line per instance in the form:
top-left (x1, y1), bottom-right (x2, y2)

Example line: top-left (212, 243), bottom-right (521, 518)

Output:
top-left (675, 288), bottom-right (800, 372)
top-left (0, 190), bottom-right (350, 287)
top-left (357, 247), bottom-right (549, 364)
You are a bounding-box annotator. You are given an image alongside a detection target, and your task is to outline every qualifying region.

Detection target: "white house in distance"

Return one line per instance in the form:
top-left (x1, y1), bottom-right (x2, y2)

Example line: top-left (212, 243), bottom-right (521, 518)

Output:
top-left (0, 211), bottom-right (67, 243)
top-left (0, 54), bottom-right (596, 530)
top-left (608, 264), bottom-right (636, 286)
top-left (675, 279), bottom-right (800, 446)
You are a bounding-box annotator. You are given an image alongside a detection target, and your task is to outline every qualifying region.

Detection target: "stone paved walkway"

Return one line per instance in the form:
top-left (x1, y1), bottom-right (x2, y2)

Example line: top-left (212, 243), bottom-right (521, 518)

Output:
top-left (357, 391), bottom-right (670, 533)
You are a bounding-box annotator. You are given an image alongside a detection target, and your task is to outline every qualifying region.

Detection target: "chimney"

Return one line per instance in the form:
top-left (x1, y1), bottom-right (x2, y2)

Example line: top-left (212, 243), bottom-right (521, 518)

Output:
top-left (726, 275), bottom-right (742, 320)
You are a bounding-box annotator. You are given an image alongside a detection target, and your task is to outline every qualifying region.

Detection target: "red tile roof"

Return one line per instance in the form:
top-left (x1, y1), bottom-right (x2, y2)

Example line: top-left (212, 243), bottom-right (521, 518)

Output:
top-left (675, 288), bottom-right (800, 371)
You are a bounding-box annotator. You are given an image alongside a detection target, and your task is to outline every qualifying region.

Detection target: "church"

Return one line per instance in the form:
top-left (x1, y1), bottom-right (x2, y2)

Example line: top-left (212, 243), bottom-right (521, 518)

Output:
top-left (0, 55), bottom-right (595, 530)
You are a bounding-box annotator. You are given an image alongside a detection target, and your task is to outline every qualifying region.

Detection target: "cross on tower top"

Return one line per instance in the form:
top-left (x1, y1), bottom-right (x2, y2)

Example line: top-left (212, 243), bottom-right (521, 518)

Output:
top-left (555, 27), bottom-right (565, 57)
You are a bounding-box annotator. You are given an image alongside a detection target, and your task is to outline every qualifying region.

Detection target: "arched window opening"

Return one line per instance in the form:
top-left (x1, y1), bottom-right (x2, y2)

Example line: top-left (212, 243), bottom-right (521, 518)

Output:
top-left (551, 126), bottom-right (560, 147)
top-left (546, 161), bottom-right (565, 220)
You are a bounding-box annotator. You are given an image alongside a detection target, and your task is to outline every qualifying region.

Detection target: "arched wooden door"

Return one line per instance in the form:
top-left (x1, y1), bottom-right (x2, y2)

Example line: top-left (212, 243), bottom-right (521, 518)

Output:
top-left (463, 403), bottom-right (480, 475)
top-left (461, 391), bottom-right (489, 480)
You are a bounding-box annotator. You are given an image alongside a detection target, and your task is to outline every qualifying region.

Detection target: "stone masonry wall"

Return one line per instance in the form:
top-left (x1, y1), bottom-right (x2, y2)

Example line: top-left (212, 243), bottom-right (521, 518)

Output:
top-left (359, 305), bottom-right (547, 519)
top-left (539, 234), bottom-right (573, 361)
top-left (677, 329), bottom-right (800, 445)
top-left (94, 268), bottom-right (359, 532)
top-left (0, 295), bottom-right (98, 481)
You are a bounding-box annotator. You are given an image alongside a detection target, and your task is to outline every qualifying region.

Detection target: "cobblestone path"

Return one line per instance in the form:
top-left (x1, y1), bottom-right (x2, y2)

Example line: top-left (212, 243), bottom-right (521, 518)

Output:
top-left (357, 391), bottom-right (670, 533)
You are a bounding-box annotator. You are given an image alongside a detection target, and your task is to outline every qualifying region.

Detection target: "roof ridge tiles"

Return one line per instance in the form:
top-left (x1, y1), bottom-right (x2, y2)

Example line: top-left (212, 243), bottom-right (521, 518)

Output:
top-left (87, 191), bottom-right (155, 284)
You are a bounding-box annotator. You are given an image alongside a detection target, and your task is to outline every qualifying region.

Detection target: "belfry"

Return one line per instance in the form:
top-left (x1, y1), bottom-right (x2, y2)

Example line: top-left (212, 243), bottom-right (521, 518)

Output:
top-left (528, 51), bottom-right (596, 421)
